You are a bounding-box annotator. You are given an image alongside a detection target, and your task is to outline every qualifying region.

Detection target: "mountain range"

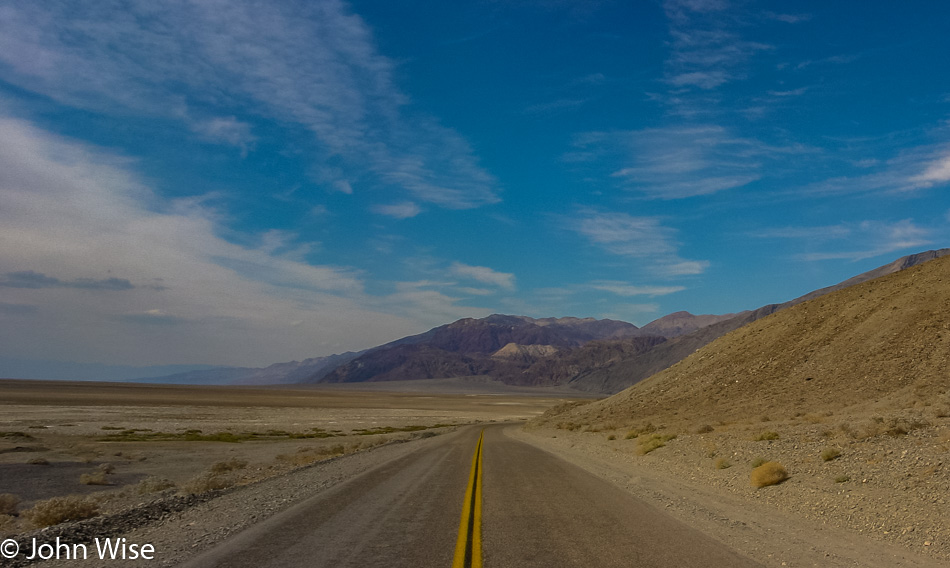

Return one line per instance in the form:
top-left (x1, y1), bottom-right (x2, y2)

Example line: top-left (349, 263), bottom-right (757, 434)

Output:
top-left (122, 248), bottom-right (950, 392)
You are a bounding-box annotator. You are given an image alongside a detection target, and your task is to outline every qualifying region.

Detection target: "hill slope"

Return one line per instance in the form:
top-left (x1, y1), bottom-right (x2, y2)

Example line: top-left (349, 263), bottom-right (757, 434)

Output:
top-left (568, 248), bottom-right (950, 393)
top-left (548, 252), bottom-right (950, 428)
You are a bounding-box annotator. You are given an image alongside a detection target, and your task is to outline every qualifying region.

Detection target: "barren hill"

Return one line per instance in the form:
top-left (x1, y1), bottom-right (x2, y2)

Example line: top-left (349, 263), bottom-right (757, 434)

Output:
top-left (313, 314), bottom-right (645, 384)
top-left (640, 311), bottom-right (743, 337)
top-left (547, 252), bottom-right (950, 428)
top-left (568, 248), bottom-right (950, 393)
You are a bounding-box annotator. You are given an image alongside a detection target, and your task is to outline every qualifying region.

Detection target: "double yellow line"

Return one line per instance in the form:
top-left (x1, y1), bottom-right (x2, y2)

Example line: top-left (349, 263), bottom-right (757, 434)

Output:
top-left (452, 430), bottom-right (483, 568)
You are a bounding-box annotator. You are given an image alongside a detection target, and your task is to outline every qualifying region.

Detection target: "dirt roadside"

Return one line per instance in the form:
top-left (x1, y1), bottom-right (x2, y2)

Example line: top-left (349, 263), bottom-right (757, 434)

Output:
top-left (510, 424), bottom-right (947, 568)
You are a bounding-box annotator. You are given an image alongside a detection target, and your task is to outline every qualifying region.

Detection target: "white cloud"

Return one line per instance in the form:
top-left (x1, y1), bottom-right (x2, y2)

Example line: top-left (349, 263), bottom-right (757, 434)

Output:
top-left (189, 116), bottom-right (256, 153)
top-left (449, 262), bottom-right (516, 290)
top-left (0, 1), bottom-right (499, 209)
top-left (909, 153), bottom-right (950, 188)
top-left (373, 202), bottom-right (422, 219)
top-left (573, 126), bottom-right (805, 199)
top-left (571, 210), bottom-right (708, 276)
top-left (0, 116), bottom-right (485, 366)
top-left (589, 281), bottom-right (685, 297)
top-left (668, 70), bottom-right (729, 90)
top-left (771, 219), bottom-right (934, 262)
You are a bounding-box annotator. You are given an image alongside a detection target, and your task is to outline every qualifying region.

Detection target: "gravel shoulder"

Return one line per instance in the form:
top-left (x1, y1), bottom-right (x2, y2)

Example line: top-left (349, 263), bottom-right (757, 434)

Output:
top-left (511, 424), bottom-right (948, 568)
top-left (6, 428), bottom-right (468, 567)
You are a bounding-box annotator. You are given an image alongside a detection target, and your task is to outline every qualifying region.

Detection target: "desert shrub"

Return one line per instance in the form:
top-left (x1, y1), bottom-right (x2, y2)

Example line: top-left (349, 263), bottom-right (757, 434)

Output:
top-left (714, 458), bottom-right (731, 469)
top-left (637, 433), bottom-right (676, 455)
top-left (750, 457), bottom-right (768, 468)
top-left (136, 476), bottom-right (176, 494)
top-left (624, 431), bottom-right (638, 440)
top-left (79, 471), bottom-right (110, 486)
top-left (834, 475), bottom-right (850, 483)
top-left (24, 495), bottom-right (98, 527)
top-left (0, 494), bottom-right (19, 516)
top-left (27, 457), bottom-right (50, 466)
top-left (695, 424), bottom-right (714, 434)
top-left (750, 461), bottom-right (788, 488)
top-left (755, 431), bottom-right (780, 441)
top-left (210, 458), bottom-right (248, 474)
top-left (0, 514), bottom-right (16, 532)
top-left (821, 448), bottom-right (841, 462)
top-left (182, 473), bottom-right (233, 495)
top-left (98, 463), bottom-right (115, 474)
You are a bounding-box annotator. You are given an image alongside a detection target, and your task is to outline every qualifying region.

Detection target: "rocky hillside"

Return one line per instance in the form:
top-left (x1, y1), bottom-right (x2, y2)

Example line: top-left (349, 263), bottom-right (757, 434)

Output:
top-left (567, 248), bottom-right (950, 393)
top-left (314, 314), bottom-right (650, 384)
top-left (545, 251), bottom-right (950, 428)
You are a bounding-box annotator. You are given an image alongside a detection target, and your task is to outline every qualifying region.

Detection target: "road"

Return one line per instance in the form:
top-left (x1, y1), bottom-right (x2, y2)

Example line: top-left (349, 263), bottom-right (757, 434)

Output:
top-left (181, 425), bottom-right (760, 568)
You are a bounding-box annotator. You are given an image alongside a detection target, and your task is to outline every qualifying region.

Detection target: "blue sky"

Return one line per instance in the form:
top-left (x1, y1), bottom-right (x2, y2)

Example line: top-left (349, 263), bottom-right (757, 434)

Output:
top-left (1, 0), bottom-right (949, 369)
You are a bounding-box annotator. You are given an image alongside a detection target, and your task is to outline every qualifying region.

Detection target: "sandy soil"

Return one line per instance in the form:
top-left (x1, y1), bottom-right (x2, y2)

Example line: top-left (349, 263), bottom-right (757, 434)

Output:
top-left (0, 379), bottom-right (572, 537)
top-left (517, 420), bottom-right (949, 567)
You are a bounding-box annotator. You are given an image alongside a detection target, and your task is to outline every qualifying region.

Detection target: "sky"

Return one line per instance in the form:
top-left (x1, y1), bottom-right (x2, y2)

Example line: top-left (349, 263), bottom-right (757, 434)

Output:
top-left (1, 0), bottom-right (949, 372)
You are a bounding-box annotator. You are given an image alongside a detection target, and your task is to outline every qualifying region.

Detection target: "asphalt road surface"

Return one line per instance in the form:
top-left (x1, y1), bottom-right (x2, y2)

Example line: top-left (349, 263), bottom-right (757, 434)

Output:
top-left (182, 425), bottom-right (760, 568)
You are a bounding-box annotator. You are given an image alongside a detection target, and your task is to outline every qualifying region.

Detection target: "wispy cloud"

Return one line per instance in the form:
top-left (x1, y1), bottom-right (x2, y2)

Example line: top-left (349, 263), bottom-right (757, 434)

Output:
top-left (754, 219), bottom-right (933, 262)
top-left (449, 262), bottom-right (516, 290)
top-left (571, 126), bottom-right (806, 199)
top-left (589, 281), bottom-right (685, 297)
top-left (0, 1), bottom-right (499, 210)
top-left (662, 0), bottom-right (772, 98)
top-left (0, 271), bottom-right (135, 291)
top-left (570, 210), bottom-right (708, 275)
top-left (0, 116), bottom-right (484, 365)
top-left (373, 202), bottom-right (422, 219)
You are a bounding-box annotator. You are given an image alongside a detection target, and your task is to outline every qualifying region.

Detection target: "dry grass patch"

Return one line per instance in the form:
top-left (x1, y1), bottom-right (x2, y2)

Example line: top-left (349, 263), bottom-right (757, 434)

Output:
top-left (750, 461), bottom-right (788, 488)
top-left (210, 458), bottom-right (248, 474)
top-left (821, 447), bottom-right (842, 462)
top-left (24, 495), bottom-right (99, 527)
top-left (754, 431), bottom-right (780, 441)
top-left (182, 473), bottom-right (234, 495)
top-left (0, 494), bottom-right (20, 516)
top-left (637, 433), bottom-right (676, 455)
top-left (136, 476), bottom-right (176, 494)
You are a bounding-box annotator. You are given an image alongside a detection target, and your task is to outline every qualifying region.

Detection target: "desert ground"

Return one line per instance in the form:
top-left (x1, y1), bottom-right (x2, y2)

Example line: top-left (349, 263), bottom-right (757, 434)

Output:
top-left (2, 378), bottom-right (947, 567)
top-left (0, 379), bottom-right (575, 538)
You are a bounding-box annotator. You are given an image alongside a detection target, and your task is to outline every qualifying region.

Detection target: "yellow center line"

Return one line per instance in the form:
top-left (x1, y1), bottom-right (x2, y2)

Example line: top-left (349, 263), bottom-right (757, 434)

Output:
top-left (452, 430), bottom-right (484, 568)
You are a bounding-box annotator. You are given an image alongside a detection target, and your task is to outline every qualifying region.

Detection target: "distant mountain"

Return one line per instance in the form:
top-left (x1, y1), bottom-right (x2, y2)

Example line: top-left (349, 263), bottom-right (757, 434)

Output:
top-left (567, 248), bottom-right (950, 393)
top-left (313, 314), bottom-right (645, 384)
top-left (0, 358), bottom-right (221, 382)
top-left (640, 311), bottom-right (744, 338)
top-left (544, 250), bottom-right (950, 428)
top-left (133, 352), bottom-right (360, 385)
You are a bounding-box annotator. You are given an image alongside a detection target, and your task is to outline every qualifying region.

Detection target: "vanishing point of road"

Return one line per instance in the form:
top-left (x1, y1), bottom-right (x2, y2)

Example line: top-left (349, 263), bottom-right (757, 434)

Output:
top-left (181, 425), bottom-right (760, 568)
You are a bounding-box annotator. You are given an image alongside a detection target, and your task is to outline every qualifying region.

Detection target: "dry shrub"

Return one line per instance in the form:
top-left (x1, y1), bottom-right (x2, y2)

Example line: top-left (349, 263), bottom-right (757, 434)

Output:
top-left (27, 457), bottom-right (50, 466)
top-left (80, 471), bottom-right (110, 486)
top-left (136, 476), bottom-right (176, 494)
top-left (821, 447), bottom-right (841, 462)
top-left (0, 514), bottom-right (16, 533)
top-left (0, 494), bottom-right (19, 516)
top-left (750, 457), bottom-right (768, 468)
top-left (714, 458), bottom-right (731, 469)
top-left (182, 473), bottom-right (233, 495)
top-left (754, 431), bottom-right (780, 441)
top-left (210, 458), bottom-right (248, 474)
top-left (637, 433), bottom-right (676, 455)
top-left (750, 461), bottom-right (788, 488)
top-left (24, 495), bottom-right (99, 527)
top-left (695, 424), bottom-right (714, 434)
